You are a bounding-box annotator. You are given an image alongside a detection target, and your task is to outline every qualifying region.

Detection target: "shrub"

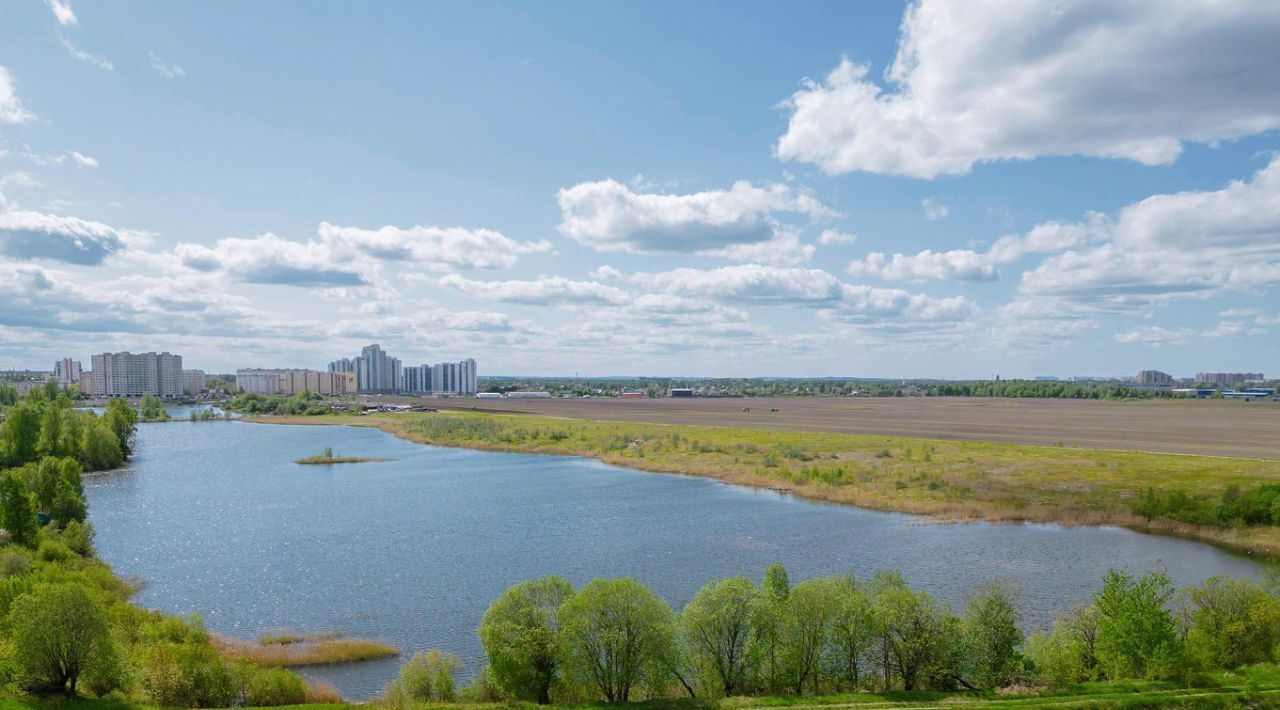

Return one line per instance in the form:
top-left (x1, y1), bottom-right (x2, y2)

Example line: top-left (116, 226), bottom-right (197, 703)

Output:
top-left (460, 664), bottom-right (509, 703)
top-left (0, 547), bottom-right (33, 578)
top-left (36, 539), bottom-right (76, 563)
top-left (140, 642), bottom-right (241, 708)
top-left (384, 649), bottom-right (461, 707)
top-left (243, 667), bottom-right (309, 706)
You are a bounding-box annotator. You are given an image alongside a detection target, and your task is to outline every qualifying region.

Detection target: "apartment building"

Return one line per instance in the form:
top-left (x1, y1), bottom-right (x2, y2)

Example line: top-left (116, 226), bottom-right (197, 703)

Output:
top-left (89, 352), bottom-right (184, 398)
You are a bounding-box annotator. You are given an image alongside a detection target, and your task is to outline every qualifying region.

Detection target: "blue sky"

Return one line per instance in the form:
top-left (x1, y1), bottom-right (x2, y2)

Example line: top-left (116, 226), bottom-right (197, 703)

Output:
top-left (1, 0), bottom-right (1278, 378)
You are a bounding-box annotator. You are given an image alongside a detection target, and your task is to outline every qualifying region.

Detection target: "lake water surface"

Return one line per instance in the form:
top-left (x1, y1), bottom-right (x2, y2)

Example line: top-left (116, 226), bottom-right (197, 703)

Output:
top-left (85, 420), bottom-right (1262, 698)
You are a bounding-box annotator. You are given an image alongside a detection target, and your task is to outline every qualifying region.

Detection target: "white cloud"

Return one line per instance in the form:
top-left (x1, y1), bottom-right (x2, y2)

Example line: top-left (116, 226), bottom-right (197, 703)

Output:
top-left (776, 0), bottom-right (1280, 178)
top-left (821, 284), bottom-right (975, 323)
top-left (46, 0), bottom-right (76, 25)
top-left (1114, 326), bottom-right (1196, 346)
top-left (846, 212), bottom-right (1122, 284)
top-left (556, 178), bottom-right (831, 262)
top-left (176, 233), bottom-right (369, 287)
top-left (59, 36), bottom-right (113, 72)
top-left (69, 151), bottom-right (98, 168)
top-left (318, 222), bottom-right (551, 271)
top-left (149, 52), bottom-right (186, 78)
top-left (589, 265), bottom-right (624, 281)
top-left (1020, 156), bottom-right (1280, 307)
top-left (921, 197), bottom-right (948, 221)
top-left (0, 67), bottom-right (34, 124)
top-left (436, 274), bottom-right (630, 306)
top-left (636, 264), bottom-right (843, 305)
top-left (818, 229), bottom-right (857, 246)
top-left (0, 209), bottom-right (147, 265)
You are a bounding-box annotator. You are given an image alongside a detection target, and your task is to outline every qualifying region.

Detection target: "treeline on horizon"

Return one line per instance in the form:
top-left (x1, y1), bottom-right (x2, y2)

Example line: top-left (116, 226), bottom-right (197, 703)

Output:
top-left (377, 563), bottom-right (1280, 706)
top-left (476, 378), bottom-right (1213, 399)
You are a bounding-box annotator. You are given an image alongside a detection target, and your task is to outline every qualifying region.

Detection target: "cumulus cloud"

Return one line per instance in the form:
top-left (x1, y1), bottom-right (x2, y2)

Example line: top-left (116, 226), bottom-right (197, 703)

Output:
top-left (70, 151), bottom-right (98, 168)
top-left (821, 284), bottom-right (975, 323)
top-left (59, 36), bottom-right (113, 71)
top-left (46, 0), bottom-right (76, 25)
top-left (556, 178), bottom-right (832, 263)
top-left (149, 52), bottom-right (186, 78)
top-left (0, 210), bottom-right (146, 264)
top-left (176, 233), bottom-right (368, 287)
top-left (776, 0), bottom-right (1280, 178)
top-left (818, 229), bottom-right (857, 246)
top-left (0, 67), bottom-right (34, 124)
top-left (318, 222), bottom-right (551, 271)
top-left (849, 214), bottom-right (1116, 283)
top-left (1020, 156), bottom-right (1280, 306)
top-left (436, 274), bottom-right (630, 306)
top-left (636, 264), bottom-right (843, 305)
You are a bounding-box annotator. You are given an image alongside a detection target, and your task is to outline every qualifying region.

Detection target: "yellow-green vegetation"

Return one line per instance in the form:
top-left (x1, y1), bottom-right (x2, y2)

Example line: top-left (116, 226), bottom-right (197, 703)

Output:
top-left (256, 411), bottom-right (1280, 554)
top-left (212, 633), bottom-right (399, 667)
top-left (294, 446), bottom-right (390, 465)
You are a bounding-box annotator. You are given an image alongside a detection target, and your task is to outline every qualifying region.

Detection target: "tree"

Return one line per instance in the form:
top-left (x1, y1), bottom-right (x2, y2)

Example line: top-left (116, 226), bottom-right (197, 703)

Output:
top-left (81, 421), bottom-right (123, 470)
top-left (1179, 576), bottom-right (1280, 670)
top-left (51, 479), bottom-right (88, 527)
top-left (2, 401), bottom-right (40, 465)
top-left (826, 576), bottom-right (875, 691)
top-left (559, 578), bottom-right (676, 703)
top-left (36, 405), bottom-right (65, 457)
top-left (479, 576), bottom-right (574, 703)
top-left (876, 584), bottom-right (957, 691)
top-left (679, 576), bottom-right (758, 696)
top-left (753, 563), bottom-right (791, 693)
top-left (1093, 570), bottom-right (1180, 680)
top-left (0, 472), bottom-right (39, 548)
top-left (11, 583), bottom-right (114, 694)
top-left (391, 649), bottom-right (461, 703)
top-left (102, 398), bottom-right (138, 459)
top-left (960, 582), bottom-right (1023, 688)
top-left (779, 577), bottom-right (841, 694)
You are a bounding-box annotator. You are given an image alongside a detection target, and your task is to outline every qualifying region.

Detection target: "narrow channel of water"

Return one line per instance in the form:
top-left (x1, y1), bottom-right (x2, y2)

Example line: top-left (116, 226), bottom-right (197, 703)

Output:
top-left (85, 420), bottom-right (1261, 699)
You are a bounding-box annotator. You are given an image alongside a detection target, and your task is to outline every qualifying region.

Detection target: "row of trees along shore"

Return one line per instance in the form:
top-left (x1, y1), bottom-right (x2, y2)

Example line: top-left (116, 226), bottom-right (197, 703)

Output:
top-left (380, 564), bottom-right (1280, 706)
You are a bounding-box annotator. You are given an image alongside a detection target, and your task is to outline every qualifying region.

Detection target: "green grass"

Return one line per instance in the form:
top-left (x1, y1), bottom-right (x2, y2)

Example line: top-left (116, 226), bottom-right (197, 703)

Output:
top-left (256, 411), bottom-right (1280, 555)
top-left (9, 665), bottom-right (1280, 708)
top-left (294, 455), bottom-right (391, 465)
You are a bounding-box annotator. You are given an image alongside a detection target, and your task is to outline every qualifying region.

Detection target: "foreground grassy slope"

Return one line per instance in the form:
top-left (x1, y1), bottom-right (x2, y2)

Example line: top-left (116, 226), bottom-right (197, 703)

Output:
top-left (255, 411), bottom-right (1280, 554)
top-left (9, 664), bottom-right (1280, 708)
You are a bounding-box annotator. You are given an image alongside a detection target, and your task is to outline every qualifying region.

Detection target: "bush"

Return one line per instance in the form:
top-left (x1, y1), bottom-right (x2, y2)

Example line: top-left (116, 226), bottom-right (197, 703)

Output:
top-left (140, 642), bottom-right (241, 707)
top-left (459, 664), bottom-right (509, 703)
top-left (385, 649), bottom-right (460, 705)
top-left (36, 539), bottom-right (76, 563)
top-left (0, 547), bottom-right (33, 578)
top-left (244, 667), bottom-right (309, 706)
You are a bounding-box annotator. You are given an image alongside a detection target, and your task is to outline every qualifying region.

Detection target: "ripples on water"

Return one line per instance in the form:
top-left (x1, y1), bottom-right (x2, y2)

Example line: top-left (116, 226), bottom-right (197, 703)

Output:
top-left (85, 420), bottom-right (1261, 699)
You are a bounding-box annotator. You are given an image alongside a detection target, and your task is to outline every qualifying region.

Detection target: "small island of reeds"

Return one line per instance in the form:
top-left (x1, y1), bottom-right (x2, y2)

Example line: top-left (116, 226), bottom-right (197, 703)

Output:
top-left (213, 631), bottom-right (399, 667)
top-left (294, 446), bottom-right (391, 465)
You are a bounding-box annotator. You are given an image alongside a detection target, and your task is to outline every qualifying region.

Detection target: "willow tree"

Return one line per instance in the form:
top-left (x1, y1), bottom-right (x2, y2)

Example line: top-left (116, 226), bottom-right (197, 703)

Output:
top-left (479, 576), bottom-right (574, 703)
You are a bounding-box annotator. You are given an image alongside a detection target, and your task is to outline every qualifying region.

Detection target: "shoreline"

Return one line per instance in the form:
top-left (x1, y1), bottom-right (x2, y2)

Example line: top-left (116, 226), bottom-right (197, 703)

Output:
top-left (243, 412), bottom-right (1280, 559)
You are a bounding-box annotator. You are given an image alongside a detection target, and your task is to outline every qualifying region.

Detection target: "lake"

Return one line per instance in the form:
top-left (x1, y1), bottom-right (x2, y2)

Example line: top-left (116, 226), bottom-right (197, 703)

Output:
top-left (85, 419), bottom-right (1262, 699)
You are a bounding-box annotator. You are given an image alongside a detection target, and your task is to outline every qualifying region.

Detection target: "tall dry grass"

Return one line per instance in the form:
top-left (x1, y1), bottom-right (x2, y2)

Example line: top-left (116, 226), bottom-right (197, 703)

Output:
top-left (213, 632), bottom-right (398, 667)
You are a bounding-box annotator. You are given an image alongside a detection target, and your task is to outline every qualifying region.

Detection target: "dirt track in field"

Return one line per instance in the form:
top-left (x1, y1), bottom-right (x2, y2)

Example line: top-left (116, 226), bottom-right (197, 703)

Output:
top-left (429, 396), bottom-right (1280, 459)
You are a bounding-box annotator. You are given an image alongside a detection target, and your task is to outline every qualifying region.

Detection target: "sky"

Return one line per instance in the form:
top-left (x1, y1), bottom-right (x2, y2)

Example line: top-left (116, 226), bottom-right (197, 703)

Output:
top-left (1, 0), bottom-right (1279, 378)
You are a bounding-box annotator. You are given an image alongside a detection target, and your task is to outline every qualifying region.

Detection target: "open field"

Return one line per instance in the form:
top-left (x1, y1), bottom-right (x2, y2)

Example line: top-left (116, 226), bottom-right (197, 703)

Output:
top-left (254, 410), bottom-right (1280, 554)
top-left (424, 397), bottom-right (1280, 460)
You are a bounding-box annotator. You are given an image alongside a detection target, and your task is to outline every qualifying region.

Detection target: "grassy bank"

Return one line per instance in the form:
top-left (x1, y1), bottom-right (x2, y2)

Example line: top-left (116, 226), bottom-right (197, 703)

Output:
top-left (8, 664), bottom-right (1280, 708)
top-left (251, 411), bottom-right (1280, 555)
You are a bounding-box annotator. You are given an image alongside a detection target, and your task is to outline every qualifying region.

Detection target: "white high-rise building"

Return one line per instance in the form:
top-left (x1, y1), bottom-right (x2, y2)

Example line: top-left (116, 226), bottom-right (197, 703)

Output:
top-left (89, 352), bottom-right (183, 398)
top-left (54, 358), bottom-right (82, 388)
top-left (182, 369), bottom-right (207, 395)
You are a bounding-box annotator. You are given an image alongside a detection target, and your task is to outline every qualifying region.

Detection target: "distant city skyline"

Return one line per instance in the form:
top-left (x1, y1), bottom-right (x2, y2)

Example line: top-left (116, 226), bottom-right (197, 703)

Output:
top-left (1, 1), bottom-right (1278, 377)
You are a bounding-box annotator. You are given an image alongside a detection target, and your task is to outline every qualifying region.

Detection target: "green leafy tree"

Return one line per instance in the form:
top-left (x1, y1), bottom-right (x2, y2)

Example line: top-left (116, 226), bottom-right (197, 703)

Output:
top-left (875, 584), bottom-right (957, 691)
top-left (10, 583), bottom-right (115, 694)
top-left (0, 472), bottom-right (39, 547)
top-left (36, 405), bottom-right (65, 457)
top-left (80, 421), bottom-right (124, 470)
top-left (826, 576), bottom-right (875, 691)
top-left (679, 575), bottom-right (758, 697)
top-left (778, 577), bottom-right (841, 694)
top-left (478, 576), bottom-right (574, 703)
top-left (559, 578), bottom-right (676, 703)
top-left (1094, 570), bottom-right (1181, 680)
top-left (753, 562), bottom-right (791, 693)
top-left (2, 401), bottom-right (41, 465)
top-left (1179, 576), bottom-right (1280, 670)
top-left (51, 479), bottom-right (88, 527)
top-left (102, 398), bottom-right (138, 458)
top-left (960, 582), bottom-right (1023, 688)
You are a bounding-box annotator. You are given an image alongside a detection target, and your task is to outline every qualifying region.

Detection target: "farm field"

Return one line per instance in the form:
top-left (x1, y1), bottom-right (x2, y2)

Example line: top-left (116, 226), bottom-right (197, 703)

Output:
top-left (426, 396), bottom-right (1280, 460)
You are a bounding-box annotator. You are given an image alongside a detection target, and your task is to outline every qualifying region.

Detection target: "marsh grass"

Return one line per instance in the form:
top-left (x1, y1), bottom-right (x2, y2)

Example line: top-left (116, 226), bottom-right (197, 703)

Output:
top-left (213, 633), bottom-right (398, 667)
top-left (254, 411), bottom-right (1280, 555)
